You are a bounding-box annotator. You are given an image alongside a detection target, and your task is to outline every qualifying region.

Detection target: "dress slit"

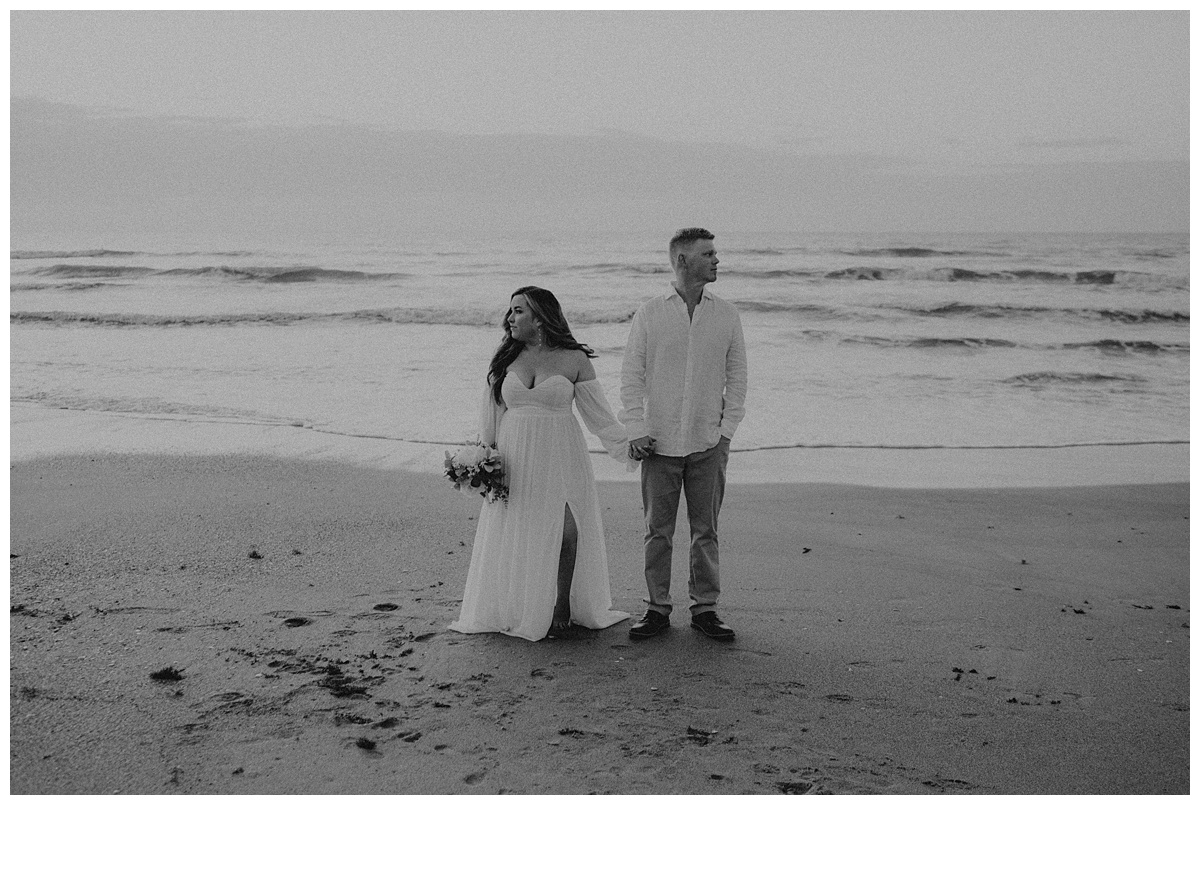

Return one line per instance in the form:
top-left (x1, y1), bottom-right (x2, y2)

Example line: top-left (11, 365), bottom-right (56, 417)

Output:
top-left (448, 374), bottom-right (629, 641)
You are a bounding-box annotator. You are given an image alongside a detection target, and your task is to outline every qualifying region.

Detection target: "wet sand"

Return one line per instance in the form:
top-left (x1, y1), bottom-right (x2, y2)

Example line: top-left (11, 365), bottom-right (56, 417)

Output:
top-left (8, 454), bottom-right (1189, 794)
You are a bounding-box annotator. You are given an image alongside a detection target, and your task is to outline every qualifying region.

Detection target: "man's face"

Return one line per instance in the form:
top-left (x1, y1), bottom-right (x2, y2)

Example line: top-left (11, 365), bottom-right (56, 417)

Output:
top-left (679, 238), bottom-right (718, 284)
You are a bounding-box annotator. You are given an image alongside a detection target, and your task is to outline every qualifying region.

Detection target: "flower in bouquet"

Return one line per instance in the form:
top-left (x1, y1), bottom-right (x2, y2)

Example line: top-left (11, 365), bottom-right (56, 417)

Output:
top-left (444, 441), bottom-right (509, 504)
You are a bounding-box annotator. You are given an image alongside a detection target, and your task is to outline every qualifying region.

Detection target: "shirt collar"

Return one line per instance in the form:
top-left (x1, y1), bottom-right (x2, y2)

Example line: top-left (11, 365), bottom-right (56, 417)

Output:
top-left (667, 283), bottom-right (711, 302)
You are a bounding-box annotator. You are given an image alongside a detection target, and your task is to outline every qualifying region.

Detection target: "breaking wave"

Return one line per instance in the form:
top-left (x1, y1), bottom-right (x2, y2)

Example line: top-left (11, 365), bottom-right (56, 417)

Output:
top-left (9, 306), bottom-right (637, 328)
top-left (896, 303), bottom-right (1188, 324)
top-left (24, 264), bottom-right (409, 284)
top-left (733, 299), bottom-right (1189, 324)
top-left (1003, 372), bottom-right (1147, 387)
top-left (839, 334), bottom-right (1187, 353)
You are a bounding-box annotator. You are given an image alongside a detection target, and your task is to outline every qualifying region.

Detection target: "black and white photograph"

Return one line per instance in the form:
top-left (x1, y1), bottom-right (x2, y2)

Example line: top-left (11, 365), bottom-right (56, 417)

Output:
top-left (7, 5), bottom-right (1190, 871)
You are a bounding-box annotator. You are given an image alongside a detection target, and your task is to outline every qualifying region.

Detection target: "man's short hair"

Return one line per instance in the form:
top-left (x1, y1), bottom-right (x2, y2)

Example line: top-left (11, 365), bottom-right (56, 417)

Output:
top-left (669, 227), bottom-right (715, 263)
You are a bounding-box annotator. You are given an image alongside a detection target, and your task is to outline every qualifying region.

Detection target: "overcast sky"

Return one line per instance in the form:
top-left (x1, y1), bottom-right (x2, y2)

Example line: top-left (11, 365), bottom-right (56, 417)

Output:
top-left (9, 9), bottom-right (1190, 247)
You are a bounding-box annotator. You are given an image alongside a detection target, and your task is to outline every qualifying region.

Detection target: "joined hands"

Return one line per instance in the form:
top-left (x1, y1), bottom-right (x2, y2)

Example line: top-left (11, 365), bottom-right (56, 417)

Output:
top-left (628, 436), bottom-right (656, 460)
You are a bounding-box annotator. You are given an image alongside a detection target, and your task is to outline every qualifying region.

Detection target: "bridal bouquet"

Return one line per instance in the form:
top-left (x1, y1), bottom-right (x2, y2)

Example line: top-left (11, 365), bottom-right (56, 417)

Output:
top-left (444, 441), bottom-right (508, 504)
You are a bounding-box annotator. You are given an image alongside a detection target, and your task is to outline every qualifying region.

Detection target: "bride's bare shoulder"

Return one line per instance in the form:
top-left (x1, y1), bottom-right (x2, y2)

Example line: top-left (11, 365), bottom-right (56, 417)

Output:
top-left (571, 348), bottom-right (597, 382)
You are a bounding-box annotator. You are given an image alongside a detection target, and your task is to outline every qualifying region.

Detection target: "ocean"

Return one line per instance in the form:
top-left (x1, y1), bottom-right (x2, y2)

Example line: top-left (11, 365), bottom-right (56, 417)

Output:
top-left (9, 231), bottom-right (1189, 486)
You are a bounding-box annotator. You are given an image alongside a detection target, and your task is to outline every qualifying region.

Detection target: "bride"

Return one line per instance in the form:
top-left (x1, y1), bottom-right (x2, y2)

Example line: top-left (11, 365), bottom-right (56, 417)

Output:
top-left (449, 286), bottom-right (633, 641)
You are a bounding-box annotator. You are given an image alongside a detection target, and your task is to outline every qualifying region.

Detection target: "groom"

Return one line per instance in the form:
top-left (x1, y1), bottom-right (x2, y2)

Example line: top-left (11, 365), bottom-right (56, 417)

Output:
top-left (620, 228), bottom-right (748, 642)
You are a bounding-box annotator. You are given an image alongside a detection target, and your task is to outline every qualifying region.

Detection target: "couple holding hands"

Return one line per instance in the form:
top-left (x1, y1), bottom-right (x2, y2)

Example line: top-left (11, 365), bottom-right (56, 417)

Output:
top-left (449, 228), bottom-right (748, 644)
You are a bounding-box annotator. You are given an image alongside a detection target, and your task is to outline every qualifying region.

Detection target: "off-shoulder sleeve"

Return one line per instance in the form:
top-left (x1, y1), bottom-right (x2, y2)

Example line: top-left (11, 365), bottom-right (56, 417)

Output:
top-left (478, 382), bottom-right (505, 447)
top-left (618, 305), bottom-right (649, 441)
top-left (573, 378), bottom-right (635, 469)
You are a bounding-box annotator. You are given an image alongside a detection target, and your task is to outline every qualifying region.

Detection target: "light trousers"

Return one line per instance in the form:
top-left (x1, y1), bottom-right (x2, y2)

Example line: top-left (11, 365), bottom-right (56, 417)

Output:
top-left (640, 437), bottom-right (729, 616)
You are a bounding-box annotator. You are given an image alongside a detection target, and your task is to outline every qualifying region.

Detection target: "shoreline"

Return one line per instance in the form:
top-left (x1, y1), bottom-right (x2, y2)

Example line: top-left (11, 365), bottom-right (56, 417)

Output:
top-left (9, 453), bottom-right (1190, 794)
top-left (9, 401), bottom-right (1190, 489)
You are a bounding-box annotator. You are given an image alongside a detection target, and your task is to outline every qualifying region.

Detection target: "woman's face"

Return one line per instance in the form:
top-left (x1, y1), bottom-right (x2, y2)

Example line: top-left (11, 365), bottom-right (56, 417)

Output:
top-left (506, 294), bottom-right (540, 344)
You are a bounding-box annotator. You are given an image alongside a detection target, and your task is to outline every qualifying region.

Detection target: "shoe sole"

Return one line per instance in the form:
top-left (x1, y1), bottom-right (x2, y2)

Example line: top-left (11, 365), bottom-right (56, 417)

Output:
top-left (691, 623), bottom-right (735, 641)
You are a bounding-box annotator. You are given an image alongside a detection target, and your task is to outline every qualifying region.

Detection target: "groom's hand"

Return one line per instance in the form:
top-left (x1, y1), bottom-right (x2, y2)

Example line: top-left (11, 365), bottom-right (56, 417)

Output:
top-left (629, 436), bottom-right (655, 460)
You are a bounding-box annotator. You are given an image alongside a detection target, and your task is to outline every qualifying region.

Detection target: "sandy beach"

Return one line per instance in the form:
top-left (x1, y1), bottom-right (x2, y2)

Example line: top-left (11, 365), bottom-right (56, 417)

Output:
top-left (9, 453), bottom-right (1189, 795)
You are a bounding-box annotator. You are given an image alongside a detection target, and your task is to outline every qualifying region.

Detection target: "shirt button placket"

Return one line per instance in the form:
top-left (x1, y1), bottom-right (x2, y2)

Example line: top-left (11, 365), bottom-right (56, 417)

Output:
top-left (680, 307), bottom-right (697, 446)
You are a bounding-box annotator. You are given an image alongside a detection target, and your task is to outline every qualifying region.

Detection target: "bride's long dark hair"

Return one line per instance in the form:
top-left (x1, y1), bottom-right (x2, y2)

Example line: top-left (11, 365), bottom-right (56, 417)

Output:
top-left (488, 286), bottom-right (595, 405)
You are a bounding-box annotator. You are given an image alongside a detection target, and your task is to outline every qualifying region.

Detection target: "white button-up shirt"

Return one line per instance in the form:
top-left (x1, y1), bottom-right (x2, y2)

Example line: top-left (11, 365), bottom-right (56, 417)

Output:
top-left (620, 284), bottom-right (748, 457)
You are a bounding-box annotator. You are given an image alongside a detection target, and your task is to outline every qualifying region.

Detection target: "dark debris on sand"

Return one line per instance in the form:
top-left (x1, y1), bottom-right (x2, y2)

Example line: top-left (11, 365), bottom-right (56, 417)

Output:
top-left (776, 781), bottom-right (816, 795)
top-left (320, 674), bottom-right (371, 698)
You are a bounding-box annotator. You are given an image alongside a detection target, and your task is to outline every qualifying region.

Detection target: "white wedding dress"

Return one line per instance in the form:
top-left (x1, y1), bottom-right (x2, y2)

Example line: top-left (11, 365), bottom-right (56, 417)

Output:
top-left (449, 373), bottom-right (631, 641)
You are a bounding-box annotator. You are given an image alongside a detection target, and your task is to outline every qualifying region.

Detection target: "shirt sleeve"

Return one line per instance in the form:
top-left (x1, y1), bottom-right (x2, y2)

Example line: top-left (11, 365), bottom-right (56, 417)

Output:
top-left (619, 306), bottom-right (649, 440)
top-left (574, 379), bottom-right (635, 469)
top-left (719, 312), bottom-right (748, 439)
top-left (478, 381), bottom-right (505, 447)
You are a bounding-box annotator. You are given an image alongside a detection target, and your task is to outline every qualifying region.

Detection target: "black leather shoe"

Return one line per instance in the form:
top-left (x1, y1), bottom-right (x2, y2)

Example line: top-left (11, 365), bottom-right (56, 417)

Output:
top-left (691, 611), bottom-right (735, 641)
top-left (628, 610), bottom-right (670, 639)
